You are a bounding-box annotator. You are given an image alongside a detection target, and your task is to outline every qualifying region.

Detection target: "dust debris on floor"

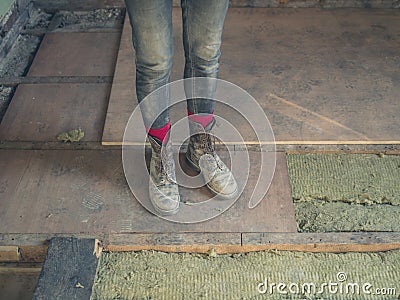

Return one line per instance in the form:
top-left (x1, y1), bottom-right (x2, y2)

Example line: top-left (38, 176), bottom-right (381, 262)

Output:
top-left (56, 128), bottom-right (84, 143)
top-left (92, 250), bottom-right (400, 300)
top-left (24, 8), bottom-right (52, 31)
top-left (0, 85), bottom-right (14, 123)
top-left (287, 153), bottom-right (400, 232)
top-left (0, 34), bottom-right (41, 78)
top-left (49, 9), bottom-right (124, 31)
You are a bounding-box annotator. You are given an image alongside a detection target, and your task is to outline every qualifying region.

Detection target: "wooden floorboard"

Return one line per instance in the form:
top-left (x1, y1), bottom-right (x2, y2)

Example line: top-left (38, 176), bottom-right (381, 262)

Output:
top-left (27, 32), bottom-right (121, 77)
top-left (0, 265), bottom-right (41, 300)
top-left (102, 8), bottom-right (400, 145)
top-left (101, 15), bottom-right (138, 145)
top-left (0, 150), bottom-right (297, 234)
top-left (0, 83), bottom-right (111, 142)
top-left (2, 232), bottom-right (400, 263)
top-left (32, 237), bottom-right (100, 300)
top-left (106, 232), bottom-right (400, 254)
top-left (0, 246), bottom-right (19, 261)
top-left (0, 76), bottom-right (113, 86)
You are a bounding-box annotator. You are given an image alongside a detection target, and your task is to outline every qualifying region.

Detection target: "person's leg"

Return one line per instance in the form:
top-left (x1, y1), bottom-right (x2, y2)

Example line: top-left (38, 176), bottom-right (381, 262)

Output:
top-left (125, 0), bottom-right (173, 143)
top-left (181, 0), bottom-right (229, 120)
top-left (182, 0), bottom-right (237, 199)
top-left (125, 0), bottom-right (179, 215)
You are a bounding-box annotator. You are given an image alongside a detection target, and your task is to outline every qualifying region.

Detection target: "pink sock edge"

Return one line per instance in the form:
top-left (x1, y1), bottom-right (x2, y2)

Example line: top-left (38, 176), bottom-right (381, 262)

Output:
top-left (146, 121), bottom-right (171, 144)
top-left (188, 111), bottom-right (214, 128)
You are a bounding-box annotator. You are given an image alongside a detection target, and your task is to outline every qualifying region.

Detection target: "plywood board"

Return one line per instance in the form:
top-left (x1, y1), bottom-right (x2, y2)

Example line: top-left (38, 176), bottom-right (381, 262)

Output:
top-left (0, 83), bottom-right (111, 142)
top-left (0, 150), bottom-right (296, 234)
top-left (102, 8), bottom-right (400, 145)
top-left (28, 32), bottom-right (120, 77)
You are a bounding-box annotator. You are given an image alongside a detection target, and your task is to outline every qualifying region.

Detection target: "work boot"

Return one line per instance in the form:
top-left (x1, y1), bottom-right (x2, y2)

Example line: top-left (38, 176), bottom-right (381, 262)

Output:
top-left (186, 118), bottom-right (238, 199)
top-left (148, 134), bottom-right (180, 215)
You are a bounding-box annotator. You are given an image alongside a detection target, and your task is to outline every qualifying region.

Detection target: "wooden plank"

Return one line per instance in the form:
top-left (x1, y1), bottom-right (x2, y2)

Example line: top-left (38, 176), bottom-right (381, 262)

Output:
top-left (101, 14), bottom-right (136, 144)
top-left (102, 8), bottom-right (400, 146)
top-left (105, 233), bottom-right (241, 249)
top-left (105, 243), bottom-right (400, 254)
top-left (0, 150), bottom-right (33, 239)
top-left (241, 232), bottom-right (400, 253)
top-left (32, 237), bottom-right (100, 300)
top-left (105, 232), bottom-right (400, 254)
top-left (0, 246), bottom-right (19, 262)
top-left (229, 0), bottom-right (398, 8)
top-left (222, 8), bottom-right (400, 142)
top-left (2, 232), bottom-right (400, 263)
top-left (27, 32), bottom-right (120, 77)
top-left (0, 266), bottom-right (41, 300)
top-left (0, 267), bottom-right (42, 273)
top-left (0, 83), bottom-right (111, 142)
top-left (19, 246), bottom-right (48, 263)
top-left (21, 27), bottom-right (122, 36)
top-left (0, 233), bottom-right (100, 263)
top-left (0, 76), bottom-right (113, 86)
top-left (275, 143), bottom-right (400, 154)
top-left (0, 150), bottom-right (296, 234)
top-left (0, 141), bottom-right (116, 150)
top-left (32, 0), bottom-right (124, 11)
top-left (104, 140), bottom-right (400, 146)
top-left (321, 0), bottom-right (397, 8)
top-left (31, 0), bottom-right (399, 10)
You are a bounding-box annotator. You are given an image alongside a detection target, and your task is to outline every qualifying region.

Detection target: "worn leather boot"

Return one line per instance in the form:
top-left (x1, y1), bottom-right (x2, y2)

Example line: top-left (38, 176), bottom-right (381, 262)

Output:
top-left (148, 134), bottom-right (180, 215)
top-left (186, 118), bottom-right (238, 199)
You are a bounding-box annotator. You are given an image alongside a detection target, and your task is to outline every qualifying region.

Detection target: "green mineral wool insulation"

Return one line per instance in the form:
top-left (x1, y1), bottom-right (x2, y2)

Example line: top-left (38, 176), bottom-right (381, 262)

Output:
top-left (286, 153), bottom-right (400, 206)
top-left (287, 154), bottom-right (400, 233)
top-left (92, 250), bottom-right (400, 300)
top-left (295, 200), bottom-right (400, 232)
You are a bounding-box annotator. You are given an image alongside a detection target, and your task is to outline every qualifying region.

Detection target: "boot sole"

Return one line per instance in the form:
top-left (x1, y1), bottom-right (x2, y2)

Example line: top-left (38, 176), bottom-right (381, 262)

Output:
top-left (149, 183), bottom-right (180, 216)
top-left (150, 198), bottom-right (180, 216)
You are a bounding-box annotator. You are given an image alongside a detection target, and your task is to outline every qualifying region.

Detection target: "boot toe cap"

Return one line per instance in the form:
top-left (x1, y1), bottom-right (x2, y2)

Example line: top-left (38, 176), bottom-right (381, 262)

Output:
top-left (149, 182), bottom-right (180, 215)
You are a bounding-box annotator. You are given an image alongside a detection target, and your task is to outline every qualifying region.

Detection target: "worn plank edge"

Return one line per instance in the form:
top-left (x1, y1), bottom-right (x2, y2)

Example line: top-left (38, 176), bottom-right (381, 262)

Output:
top-left (31, 0), bottom-right (400, 10)
top-left (103, 141), bottom-right (400, 153)
top-left (104, 243), bottom-right (400, 254)
top-left (1, 142), bottom-right (399, 153)
top-left (103, 141), bottom-right (400, 146)
top-left (1, 232), bottom-right (400, 262)
top-left (0, 267), bottom-right (42, 273)
top-left (0, 246), bottom-right (20, 261)
top-left (0, 76), bottom-right (113, 86)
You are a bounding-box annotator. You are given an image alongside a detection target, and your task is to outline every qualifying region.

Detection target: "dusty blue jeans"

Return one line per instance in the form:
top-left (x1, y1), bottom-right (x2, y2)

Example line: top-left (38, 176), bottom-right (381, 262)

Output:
top-left (125, 0), bottom-right (229, 129)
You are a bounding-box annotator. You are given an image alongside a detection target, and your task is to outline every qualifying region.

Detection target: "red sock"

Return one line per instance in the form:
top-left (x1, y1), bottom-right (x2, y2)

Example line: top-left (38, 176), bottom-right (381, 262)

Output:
top-left (146, 122), bottom-right (171, 144)
top-left (188, 111), bottom-right (214, 128)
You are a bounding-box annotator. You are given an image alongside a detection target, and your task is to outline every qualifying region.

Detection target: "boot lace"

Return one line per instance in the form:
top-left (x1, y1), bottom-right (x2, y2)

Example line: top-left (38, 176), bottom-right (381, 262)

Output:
top-left (199, 133), bottom-right (224, 170)
top-left (160, 143), bottom-right (176, 184)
